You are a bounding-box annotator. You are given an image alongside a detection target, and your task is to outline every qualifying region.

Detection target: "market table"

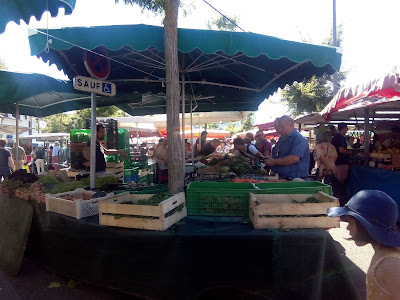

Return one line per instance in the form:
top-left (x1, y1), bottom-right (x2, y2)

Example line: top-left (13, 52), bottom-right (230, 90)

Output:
top-left (349, 166), bottom-right (400, 222)
top-left (24, 202), bottom-right (360, 300)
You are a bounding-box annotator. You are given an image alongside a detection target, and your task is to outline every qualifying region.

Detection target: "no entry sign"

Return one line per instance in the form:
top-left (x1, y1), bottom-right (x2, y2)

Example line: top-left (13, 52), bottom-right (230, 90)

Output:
top-left (84, 46), bottom-right (111, 80)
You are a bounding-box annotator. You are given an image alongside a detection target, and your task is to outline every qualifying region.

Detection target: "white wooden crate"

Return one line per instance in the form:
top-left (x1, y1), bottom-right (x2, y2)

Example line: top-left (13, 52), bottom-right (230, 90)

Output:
top-left (99, 192), bottom-right (187, 231)
top-left (249, 191), bottom-right (340, 229)
top-left (45, 188), bottom-right (126, 219)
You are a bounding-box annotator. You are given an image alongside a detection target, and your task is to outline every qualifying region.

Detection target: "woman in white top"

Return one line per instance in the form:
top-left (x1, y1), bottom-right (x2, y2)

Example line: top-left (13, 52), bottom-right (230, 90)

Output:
top-left (313, 132), bottom-right (337, 179)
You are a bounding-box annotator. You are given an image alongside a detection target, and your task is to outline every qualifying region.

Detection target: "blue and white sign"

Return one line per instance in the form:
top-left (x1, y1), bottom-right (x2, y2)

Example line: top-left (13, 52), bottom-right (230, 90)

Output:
top-left (73, 75), bottom-right (116, 96)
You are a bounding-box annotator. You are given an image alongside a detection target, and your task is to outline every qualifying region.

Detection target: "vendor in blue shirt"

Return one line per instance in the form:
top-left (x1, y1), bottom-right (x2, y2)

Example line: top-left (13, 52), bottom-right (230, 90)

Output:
top-left (265, 115), bottom-right (310, 179)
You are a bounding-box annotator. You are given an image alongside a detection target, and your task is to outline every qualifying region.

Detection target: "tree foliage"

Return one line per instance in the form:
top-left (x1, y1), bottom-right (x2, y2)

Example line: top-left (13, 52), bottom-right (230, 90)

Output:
top-left (42, 106), bottom-right (129, 133)
top-left (116, 0), bottom-right (193, 18)
top-left (238, 112), bottom-right (254, 132)
top-left (280, 24), bottom-right (346, 117)
top-left (206, 15), bottom-right (239, 32)
top-left (41, 113), bottom-right (74, 133)
top-left (281, 76), bottom-right (332, 117)
top-left (117, 0), bottom-right (166, 14)
top-left (225, 122), bottom-right (239, 134)
top-left (222, 112), bottom-right (254, 134)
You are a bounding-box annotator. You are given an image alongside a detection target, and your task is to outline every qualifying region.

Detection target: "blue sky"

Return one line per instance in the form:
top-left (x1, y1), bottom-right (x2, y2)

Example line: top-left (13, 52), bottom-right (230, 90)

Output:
top-left (0, 0), bottom-right (399, 123)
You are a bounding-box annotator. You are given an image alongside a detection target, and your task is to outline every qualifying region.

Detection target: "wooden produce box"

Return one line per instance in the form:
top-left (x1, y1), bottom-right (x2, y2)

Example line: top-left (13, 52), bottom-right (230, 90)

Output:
top-left (249, 191), bottom-right (339, 229)
top-left (99, 192), bottom-right (187, 231)
top-left (45, 188), bottom-right (127, 219)
top-left (106, 161), bottom-right (124, 181)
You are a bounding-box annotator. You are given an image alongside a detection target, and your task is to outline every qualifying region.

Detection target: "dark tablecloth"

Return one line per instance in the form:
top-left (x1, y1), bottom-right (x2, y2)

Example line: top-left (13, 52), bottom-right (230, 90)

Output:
top-left (26, 203), bottom-right (360, 300)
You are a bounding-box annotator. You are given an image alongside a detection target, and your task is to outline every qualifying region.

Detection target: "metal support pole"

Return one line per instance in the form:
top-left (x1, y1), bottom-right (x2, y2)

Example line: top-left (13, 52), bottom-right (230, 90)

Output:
top-left (364, 108), bottom-right (370, 166)
top-left (190, 97), bottom-right (194, 165)
top-left (182, 75), bottom-right (186, 163)
top-left (15, 102), bottom-right (19, 170)
top-left (90, 93), bottom-right (97, 189)
top-left (136, 122), bottom-right (139, 148)
top-left (333, 0), bottom-right (338, 94)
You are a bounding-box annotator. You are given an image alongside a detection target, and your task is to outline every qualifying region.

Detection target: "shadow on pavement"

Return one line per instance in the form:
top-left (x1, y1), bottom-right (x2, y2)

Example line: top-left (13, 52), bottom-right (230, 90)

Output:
top-left (331, 240), bottom-right (366, 300)
top-left (0, 258), bottom-right (143, 300)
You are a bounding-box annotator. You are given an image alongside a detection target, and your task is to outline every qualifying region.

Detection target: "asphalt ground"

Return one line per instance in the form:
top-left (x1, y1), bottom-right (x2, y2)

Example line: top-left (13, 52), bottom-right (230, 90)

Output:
top-left (0, 222), bottom-right (372, 300)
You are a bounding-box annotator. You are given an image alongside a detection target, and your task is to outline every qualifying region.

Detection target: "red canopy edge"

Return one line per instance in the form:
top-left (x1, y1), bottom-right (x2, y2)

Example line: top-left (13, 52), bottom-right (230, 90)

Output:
top-left (321, 67), bottom-right (400, 121)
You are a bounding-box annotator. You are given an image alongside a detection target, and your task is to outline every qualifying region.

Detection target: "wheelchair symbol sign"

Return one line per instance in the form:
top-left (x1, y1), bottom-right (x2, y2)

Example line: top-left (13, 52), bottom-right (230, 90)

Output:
top-left (102, 83), bottom-right (112, 94)
top-left (73, 76), bottom-right (116, 96)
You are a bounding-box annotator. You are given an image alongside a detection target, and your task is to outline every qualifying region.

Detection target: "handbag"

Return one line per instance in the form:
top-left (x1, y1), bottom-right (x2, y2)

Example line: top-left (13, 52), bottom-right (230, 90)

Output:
top-left (312, 145), bottom-right (329, 177)
top-left (323, 171), bottom-right (338, 186)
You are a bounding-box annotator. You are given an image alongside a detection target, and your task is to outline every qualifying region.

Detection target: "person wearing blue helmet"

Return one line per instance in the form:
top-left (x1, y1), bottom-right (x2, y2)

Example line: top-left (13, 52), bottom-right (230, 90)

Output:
top-left (328, 190), bottom-right (400, 299)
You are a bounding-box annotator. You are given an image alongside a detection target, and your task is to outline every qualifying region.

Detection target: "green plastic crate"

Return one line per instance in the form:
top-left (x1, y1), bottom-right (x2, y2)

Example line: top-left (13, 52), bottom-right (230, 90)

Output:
top-left (129, 160), bottom-right (148, 169)
top-left (70, 129), bottom-right (91, 143)
top-left (116, 184), bottom-right (169, 194)
top-left (255, 181), bottom-right (332, 195)
top-left (124, 168), bottom-right (139, 176)
top-left (186, 182), bottom-right (256, 217)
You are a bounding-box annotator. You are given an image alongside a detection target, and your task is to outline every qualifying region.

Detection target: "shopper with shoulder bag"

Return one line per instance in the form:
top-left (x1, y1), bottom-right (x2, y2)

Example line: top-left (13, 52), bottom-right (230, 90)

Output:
top-left (313, 132), bottom-right (337, 183)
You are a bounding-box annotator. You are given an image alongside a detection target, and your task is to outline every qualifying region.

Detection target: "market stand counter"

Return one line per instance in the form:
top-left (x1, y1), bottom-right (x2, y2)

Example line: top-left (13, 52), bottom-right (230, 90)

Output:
top-left (25, 202), bottom-right (360, 300)
top-left (349, 166), bottom-right (400, 221)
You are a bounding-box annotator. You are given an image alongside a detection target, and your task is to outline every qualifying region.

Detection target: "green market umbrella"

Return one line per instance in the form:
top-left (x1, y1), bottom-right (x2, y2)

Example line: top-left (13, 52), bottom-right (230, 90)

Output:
top-left (0, 70), bottom-right (143, 117)
top-left (0, 0), bottom-right (76, 34)
top-left (28, 24), bottom-right (342, 115)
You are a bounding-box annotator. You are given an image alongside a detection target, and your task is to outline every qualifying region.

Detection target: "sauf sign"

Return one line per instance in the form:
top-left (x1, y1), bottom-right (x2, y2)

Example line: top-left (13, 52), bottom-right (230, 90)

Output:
top-left (73, 76), bottom-right (116, 96)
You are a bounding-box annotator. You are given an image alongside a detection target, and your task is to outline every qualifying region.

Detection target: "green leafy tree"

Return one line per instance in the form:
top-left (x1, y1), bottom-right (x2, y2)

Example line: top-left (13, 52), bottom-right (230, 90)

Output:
top-left (225, 122), bottom-right (239, 134)
top-left (43, 106), bottom-right (129, 132)
top-left (42, 113), bottom-right (74, 133)
top-left (70, 106), bottom-right (129, 129)
top-left (280, 24), bottom-right (346, 117)
top-left (238, 112), bottom-right (255, 132)
top-left (206, 15), bottom-right (239, 32)
top-left (207, 122), bottom-right (221, 129)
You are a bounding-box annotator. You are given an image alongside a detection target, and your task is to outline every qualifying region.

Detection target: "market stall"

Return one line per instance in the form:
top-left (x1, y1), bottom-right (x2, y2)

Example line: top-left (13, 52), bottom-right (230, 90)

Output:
top-left (295, 67), bottom-right (400, 210)
top-left (0, 21), bottom-right (356, 299)
top-left (24, 202), bottom-right (360, 300)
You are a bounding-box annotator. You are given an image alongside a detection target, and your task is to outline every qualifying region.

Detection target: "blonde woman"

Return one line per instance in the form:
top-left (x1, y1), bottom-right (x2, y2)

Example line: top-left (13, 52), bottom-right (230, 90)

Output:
top-left (313, 132), bottom-right (337, 180)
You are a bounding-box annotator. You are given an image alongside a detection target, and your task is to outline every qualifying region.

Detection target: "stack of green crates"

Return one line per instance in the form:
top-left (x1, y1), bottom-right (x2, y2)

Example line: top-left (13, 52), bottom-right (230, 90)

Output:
top-left (118, 129), bottom-right (131, 167)
top-left (186, 182), bottom-right (257, 217)
top-left (70, 129), bottom-right (91, 143)
top-left (128, 160), bottom-right (148, 169)
top-left (124, 168), bottom-right (139, 182)
top-left (118, 128), bottom-right (129, 148)
top-left (255, 181), bottom-right (332, 195)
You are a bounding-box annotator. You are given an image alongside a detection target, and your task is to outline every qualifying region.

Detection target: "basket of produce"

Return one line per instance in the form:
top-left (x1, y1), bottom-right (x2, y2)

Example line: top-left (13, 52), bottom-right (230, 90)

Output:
top-left (45, 188), bottom-right (126, 219)
top-left (186, 182), bottom-right (256, 217)
top-left (249, 191), bottom-right (339, 229)
top-left (255, 181), bottom-right (332, 195)
top-left (98, 192), bottom-right (186, 231)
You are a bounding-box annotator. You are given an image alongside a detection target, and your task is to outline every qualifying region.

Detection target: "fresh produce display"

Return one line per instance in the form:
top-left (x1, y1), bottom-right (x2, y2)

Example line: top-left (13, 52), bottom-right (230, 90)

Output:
top-left (8, 169), bottom-right (38, 183)
top-left (60, 193), bottom-right (94, 201)
top-left (0, 172), bottom-right (118, 204)
top-left (121, 192), bottom-right (172, 206)
top-left (39, 175), bottom-right (118, 194)
top-left (372, 148), bottom-right (400, 154)
top-left (199, 195), bottom-right (243, 215)
top-left (196, 155), bottom-right (265, 176)
top-left (0, 178), bottom-right (45, 203)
